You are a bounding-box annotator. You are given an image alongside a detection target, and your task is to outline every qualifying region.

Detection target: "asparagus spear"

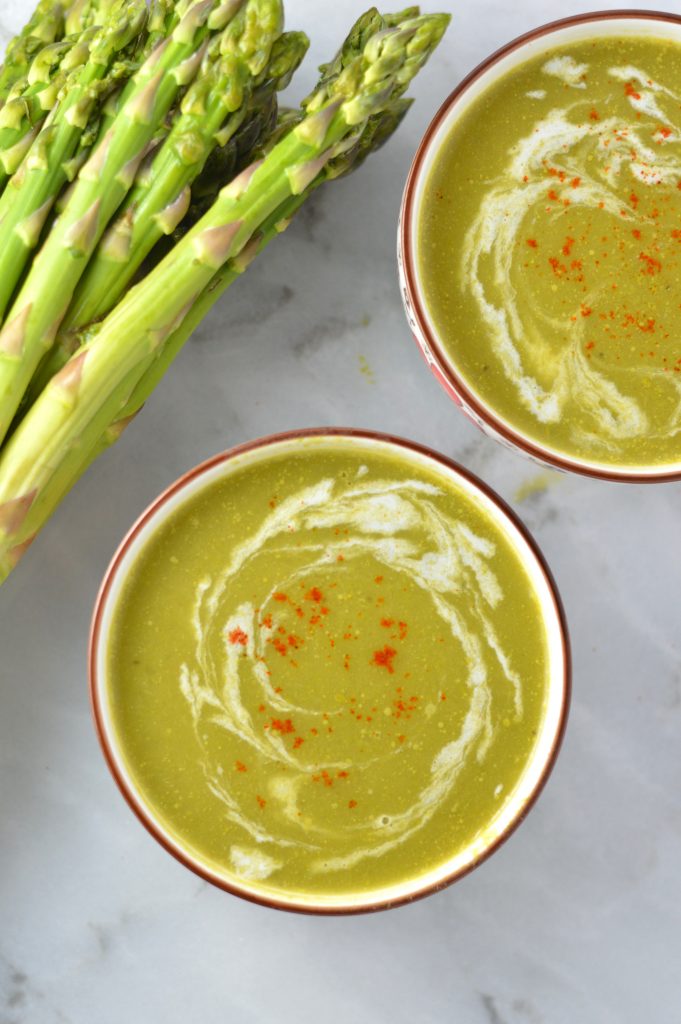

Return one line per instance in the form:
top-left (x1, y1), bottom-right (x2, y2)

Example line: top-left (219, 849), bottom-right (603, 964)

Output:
top-left (2, 99), bottom-right (413, 566)
top-left (61, 7), bottom-right (298, 335)
top-left (64, 0), bottom-right (119, 35)
top-left (0, 1), bottom-right (67, 106)
top-left (120, 100), bottom-right (414, 419)
top-left (33, 25), bottom-right (306, 390)
top-left (0, 0), bottom-right (251, 444)
top-left (0, 8), bottom-right (450, 580)
top-left (0, 31), bottom-right (99, 191)
top-left (0, 0), bottom-right (149, 327)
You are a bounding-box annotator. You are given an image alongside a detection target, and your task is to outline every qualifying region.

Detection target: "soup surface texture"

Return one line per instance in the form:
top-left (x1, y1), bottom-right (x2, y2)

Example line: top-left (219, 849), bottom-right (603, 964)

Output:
top-left (106, 441), bottom-right (552, 902)
top-left (419, 35), bottom-right (681, 469)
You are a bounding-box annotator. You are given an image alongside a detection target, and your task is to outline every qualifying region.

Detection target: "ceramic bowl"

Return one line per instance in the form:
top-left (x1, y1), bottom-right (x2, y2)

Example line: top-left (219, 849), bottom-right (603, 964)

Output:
top-left (399, 10), bottom-right (681, 482)
top-left (89, 428), bottom-right (570, 914)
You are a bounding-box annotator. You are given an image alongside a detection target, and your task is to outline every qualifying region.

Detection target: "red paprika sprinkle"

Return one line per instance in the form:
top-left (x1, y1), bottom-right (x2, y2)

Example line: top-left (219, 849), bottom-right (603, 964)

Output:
top-left (235, 761), bottom-right (247, 772)
top-left (526, 238), bottom-right (538, 248)
top-left (639, 251), bottom-right (662, 275)
top-left (228, 627), bottom-right (248, 646)
top-left (372, 646), bottom-right (397, 674)
top-left (348, 800), bottom-right (357, 809)
top-left (256, 796), bottom-right (266, 809)
top-left (269, 718), bottom-right (295, 734)
top-left (305, 587), bottom-right (323, 602)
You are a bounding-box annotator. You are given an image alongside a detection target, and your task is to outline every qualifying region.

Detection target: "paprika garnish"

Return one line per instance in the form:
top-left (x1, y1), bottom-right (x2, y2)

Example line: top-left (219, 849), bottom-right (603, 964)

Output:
top-left (372, 646), bottom-right (397, 673)
top-left (228, 627), bottom-right (248, 646)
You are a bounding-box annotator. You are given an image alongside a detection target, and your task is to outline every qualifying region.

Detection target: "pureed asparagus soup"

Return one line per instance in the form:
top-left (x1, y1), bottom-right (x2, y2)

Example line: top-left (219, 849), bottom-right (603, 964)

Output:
top-left (418, 30), bottom-right (681, 471)
top-left (100, 437), bottom-right (565, 908)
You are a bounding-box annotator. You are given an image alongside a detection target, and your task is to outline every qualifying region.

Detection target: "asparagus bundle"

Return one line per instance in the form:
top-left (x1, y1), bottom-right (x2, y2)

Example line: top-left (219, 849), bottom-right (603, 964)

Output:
top-left (38, 22), bottom-right (309, 378)
top-left (0, 4), bottom-right (449, 583)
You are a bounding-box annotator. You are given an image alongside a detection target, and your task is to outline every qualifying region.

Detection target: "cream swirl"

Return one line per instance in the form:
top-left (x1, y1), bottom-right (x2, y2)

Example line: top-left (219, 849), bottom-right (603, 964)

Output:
top-left (178, 471), bottom-right (523, 879)
top-left (461, 61), bottom-right (681, 451)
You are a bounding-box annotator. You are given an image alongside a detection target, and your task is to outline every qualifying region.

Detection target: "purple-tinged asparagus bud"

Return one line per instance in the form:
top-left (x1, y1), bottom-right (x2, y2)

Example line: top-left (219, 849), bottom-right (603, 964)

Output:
top-left (63, 199), bottom-right (101, 255)
top-left (172, 41), bottom-right (209, 86)
top-left (16, 198), bottom-right (53, 248)
top-left (51, 349), bottom-right (88, 402)
top-left (193, 220), bottom-right (243, 268)
top-left (100, 209), bottom-right (134, 262)
top-left (221, 159), bottom-right (262, 199)
top-left (125, 70), bottom-right (164, 125)
top-left (0, 127), bottom-right (40, 175)
top-left (156, 186), bottom-right (192, 235)
top-left (79, 128), bottom-right (114, 181)
top-left (0, 305), bottom-right (32, 358)
top-left (287, 151), bottom-right (333, 196)
top-left (0, 492), bottom-right (37, 535)
top-left (173, 0), bottom-right (215, 47)
top-left (295, 100), bottom-right (342, 148)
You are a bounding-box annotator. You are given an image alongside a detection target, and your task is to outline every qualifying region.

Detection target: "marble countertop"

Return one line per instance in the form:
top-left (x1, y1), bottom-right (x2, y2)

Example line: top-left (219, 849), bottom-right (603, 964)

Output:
top-left (1, 1), bottom-right (680, 1021)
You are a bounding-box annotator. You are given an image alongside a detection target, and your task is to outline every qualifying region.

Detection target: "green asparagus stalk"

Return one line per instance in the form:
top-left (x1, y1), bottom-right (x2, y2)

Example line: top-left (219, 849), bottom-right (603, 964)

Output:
top-left (119, 100), bottom-right (414, 419)
top-left (0, 8), bottom-right (449, 580)
top-left (0, 0), bottom-right (250, 444)
top-left (60, 6), bottom-right (297, 335)
top-left (33, 25), bottom-right (306, 390)
top-left (64, 0), bottom-right (118, 35)
top-left (0, 98), bottom-right (413, 567)
top-left (0, 1), bottom-right (68, 106)
top-left (0, 0), bottom-right (149, 327)
top-left (0, 31), bottom-right (99, 191)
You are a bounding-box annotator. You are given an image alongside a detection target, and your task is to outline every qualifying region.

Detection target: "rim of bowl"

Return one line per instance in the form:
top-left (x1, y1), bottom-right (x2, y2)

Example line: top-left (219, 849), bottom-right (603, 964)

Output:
top-left (89, 427), bottom-right (572, 916)
top-left (399, 9), bottom-right (681, 484)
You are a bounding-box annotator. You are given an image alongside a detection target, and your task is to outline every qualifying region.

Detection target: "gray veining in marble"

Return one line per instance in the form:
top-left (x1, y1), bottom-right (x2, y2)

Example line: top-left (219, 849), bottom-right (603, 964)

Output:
top-left (1, 1), bottom-right (680, 1022)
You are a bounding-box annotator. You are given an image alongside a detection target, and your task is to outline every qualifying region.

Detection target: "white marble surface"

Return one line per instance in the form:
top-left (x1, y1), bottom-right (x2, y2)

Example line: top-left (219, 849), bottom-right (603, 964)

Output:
top-left (1, 0), bottom-right (681, 1021)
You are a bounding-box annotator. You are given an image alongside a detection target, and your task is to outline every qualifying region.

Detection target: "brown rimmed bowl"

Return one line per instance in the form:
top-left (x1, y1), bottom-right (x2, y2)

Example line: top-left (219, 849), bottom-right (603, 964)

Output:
top-left (89, 428), bottom-right (571, 915)
top-left (399, 10), bottom-right (681, 483)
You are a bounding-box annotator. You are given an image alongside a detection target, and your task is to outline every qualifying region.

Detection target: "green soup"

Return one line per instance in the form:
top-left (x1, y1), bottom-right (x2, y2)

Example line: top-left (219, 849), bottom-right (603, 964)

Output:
top-left (105, 439), bottom-right (558, 903)
top-left (419, 34), bottom-right (681, 469)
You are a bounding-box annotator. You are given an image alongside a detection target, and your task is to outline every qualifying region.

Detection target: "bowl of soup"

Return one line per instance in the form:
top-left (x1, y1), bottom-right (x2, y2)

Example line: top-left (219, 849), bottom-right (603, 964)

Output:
top-left (400, 11), bottom-right (681, 481)
top-left (90, 429), bottom-right (570, 914)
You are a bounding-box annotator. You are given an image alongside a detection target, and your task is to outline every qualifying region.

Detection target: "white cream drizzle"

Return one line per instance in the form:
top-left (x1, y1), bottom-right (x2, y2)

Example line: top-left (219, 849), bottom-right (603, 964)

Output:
top-left (461, 60), bottom-right (681, 450)
top-left (178, 474), bottom-right (523, 880)
top-left (542, 55), bottom-right (588, 88)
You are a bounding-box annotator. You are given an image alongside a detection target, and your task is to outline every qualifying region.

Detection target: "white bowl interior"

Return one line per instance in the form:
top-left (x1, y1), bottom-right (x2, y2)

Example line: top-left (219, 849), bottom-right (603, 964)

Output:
top-left (407, 14), bottom-right (681, 479)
